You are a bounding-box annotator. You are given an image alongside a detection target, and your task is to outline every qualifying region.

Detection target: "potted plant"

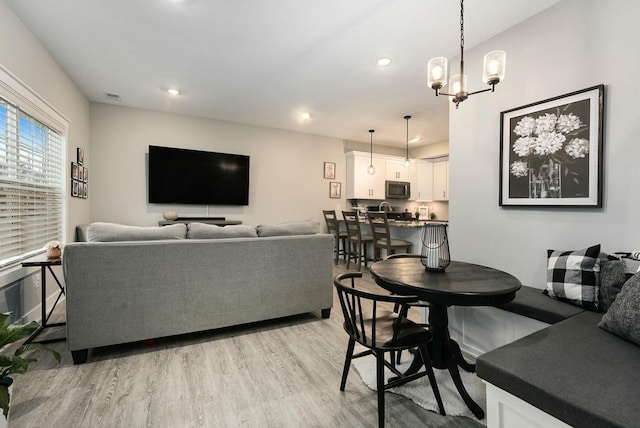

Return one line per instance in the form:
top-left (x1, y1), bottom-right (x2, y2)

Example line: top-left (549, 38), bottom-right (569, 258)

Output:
top-left (0, 312), bottom-right (60, 420)
top-left (45, 240), bottom-right (64, 259)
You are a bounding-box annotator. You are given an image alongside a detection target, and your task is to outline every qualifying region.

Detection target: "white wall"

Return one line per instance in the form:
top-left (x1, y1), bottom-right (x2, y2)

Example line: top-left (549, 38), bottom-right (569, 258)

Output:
top-left (0, 0), bottom-right (90, 322)
top-left (0, 0), bottom-right (91, 243)
top-left (449, 0), bottom-right (640, 287)
top-left (90, 103), bottom-right (347, 227)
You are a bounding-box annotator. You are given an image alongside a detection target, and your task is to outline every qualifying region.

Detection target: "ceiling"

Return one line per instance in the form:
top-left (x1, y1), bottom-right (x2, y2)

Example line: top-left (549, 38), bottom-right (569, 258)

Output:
top-left (7, 0), bottom-right (562, 147)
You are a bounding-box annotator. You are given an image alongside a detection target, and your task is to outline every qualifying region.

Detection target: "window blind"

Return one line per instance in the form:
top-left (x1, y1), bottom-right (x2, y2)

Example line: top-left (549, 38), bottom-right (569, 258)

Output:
top-left (0, 97), bottom-right (63, 268)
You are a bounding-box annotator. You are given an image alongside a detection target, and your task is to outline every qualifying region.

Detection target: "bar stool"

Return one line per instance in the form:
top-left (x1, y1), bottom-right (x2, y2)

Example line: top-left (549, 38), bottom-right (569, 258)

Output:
top-left (367, 212), bottom-right (412, 261)
top-left (342, 211), bottom-right (374, 271)
top-left (323, 210), bottom-right (347, 264)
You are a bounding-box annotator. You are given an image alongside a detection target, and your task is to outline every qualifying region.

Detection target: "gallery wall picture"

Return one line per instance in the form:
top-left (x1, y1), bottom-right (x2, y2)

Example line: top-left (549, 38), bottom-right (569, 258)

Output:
top-left (499, 85), bottom-right (604, 207)
top-left (71, 148), bottom-right (88, 198)
top-left (329, 181), bottom-right (341, 199)
top-left (324, 162), bottom-right (336, 179)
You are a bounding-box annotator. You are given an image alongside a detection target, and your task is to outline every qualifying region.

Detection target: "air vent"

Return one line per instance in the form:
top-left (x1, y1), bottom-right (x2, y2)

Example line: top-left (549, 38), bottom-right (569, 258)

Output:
top-left (104, 93), bottom-right (121, 102)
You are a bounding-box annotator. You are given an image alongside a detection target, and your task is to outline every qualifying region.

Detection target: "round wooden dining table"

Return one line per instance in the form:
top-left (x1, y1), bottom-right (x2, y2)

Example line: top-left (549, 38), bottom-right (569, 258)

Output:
top-left (369, 258), bottom-right (521, 420)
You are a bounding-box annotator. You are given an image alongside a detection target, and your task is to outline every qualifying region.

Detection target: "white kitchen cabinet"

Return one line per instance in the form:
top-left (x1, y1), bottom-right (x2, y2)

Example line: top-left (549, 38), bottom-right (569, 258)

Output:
top-left (414, 160), bottom-right (434, 201)
top-left (346, 152), bottom-right (386, 199)
top-left (433, 159), bottom-right (449, 201)
top-left (385, 159), bottom-right (413, 182)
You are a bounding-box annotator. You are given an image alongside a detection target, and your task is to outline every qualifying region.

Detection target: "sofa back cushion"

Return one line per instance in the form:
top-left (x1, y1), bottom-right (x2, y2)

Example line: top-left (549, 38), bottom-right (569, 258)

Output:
top-left (87, 222), bottom-right (187, 242)
top-left (256, 220), bottom-right (319, 237)
top-left (187, 222), bottom-right (257, 239)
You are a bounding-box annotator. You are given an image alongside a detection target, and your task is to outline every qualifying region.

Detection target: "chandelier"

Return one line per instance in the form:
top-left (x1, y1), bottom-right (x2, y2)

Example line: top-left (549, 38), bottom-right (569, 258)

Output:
top-left (427, 0), bottom-right (506, 108)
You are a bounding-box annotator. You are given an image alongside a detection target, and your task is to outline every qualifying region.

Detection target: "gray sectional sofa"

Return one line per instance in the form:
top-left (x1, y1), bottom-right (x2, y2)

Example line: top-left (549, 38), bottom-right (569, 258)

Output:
top-left (475, 251), bottom-right (640, 428)
top-left (63, 221), bottom-right (334, 364)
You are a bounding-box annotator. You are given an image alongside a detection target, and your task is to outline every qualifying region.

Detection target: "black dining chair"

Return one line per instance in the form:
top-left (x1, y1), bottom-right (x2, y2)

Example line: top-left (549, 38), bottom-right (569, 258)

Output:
top-left (334, 272), bottom-right (445, 428)
top-left (323, 210), bottom-right (348, 264)
top-left (342, 211), bottom-right (374, 271)
top-left (367, 212), bottom-right (412, 261)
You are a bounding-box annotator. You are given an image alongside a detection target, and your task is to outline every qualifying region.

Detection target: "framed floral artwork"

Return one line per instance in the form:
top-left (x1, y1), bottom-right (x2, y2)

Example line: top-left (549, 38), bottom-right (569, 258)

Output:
top-left (324, 162), bottom-right (336, 179)
top-left (329, 181), bottom-right (341, 199)
top-left (499, 85), bottom-right (604, 207)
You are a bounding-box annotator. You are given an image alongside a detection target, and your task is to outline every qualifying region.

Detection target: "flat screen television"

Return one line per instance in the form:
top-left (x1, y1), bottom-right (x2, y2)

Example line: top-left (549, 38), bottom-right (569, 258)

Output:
top-left (148, 145), bottom-right (250, 205)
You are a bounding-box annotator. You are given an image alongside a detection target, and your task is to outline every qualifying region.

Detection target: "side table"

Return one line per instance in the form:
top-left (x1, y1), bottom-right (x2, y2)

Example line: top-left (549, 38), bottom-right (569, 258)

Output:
top-left (21, 254), bottom-right (66, 344)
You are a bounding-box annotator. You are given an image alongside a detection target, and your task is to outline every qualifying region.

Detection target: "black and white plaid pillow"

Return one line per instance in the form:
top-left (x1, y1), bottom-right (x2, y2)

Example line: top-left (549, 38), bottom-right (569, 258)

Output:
top-left (544, 244), bottom-right (601, 310)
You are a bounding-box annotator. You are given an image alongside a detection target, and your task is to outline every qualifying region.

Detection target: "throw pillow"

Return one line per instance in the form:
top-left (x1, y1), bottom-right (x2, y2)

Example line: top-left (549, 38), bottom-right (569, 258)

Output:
top-left (543, 244), bottom-right (601, 311)
top-left (187, 222), bottom-right (257, 239)
top-left (598, 256), bottom-right (626, 312)
top-left (256, 220), bottom-right (320, 237)
top-left (598, 271), bottom-right (640, 346)
top-left (87, 222), bottom-right (187, 242)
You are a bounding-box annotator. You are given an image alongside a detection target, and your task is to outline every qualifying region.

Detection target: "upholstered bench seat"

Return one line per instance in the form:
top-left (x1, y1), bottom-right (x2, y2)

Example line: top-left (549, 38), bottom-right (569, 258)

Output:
top-left (477, 310), bottom-right (640, 428)
top-left (495, 285), bottom-right (585, 324)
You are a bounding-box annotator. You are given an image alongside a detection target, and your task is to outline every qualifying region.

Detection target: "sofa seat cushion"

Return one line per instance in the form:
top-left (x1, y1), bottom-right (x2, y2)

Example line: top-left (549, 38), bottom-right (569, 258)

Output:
top-left (256, 220), bottom-right (319, 237)
top-left (477, 311), bottom-right (640, 428)
top-left (495, 285), bottom-right (585, 324)
top-left (187, 222), bottom-right (257, 239)
top-left (87, 222), bottom-right (187, 242)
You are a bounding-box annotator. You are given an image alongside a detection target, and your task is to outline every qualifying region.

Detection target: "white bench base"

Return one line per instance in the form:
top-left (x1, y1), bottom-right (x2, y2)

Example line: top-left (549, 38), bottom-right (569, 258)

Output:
top-left (447, 306), bottom-right (549, 359)
top-left (485, 383), bottom-right (572, 428)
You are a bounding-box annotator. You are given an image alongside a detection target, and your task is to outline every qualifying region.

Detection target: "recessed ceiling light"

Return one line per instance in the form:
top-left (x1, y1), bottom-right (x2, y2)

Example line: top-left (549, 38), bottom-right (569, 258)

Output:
top-left (376, 57), bottom-right (392, 66)
top-left (300, 112), bottom-right (312, 120)
top-left (167, 88), bottom-right (180, 96)
top-left (409, 137), bottom-right (422, 143)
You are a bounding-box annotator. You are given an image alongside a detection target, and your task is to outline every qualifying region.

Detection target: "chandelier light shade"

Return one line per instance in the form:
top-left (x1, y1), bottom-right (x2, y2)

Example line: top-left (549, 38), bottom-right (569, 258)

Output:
top-left (404, 115), bottom-right (411, 167)
top-left (427, 0), bottom-right (506, 108)
top-left (368, 129), bottom-right (375, 175)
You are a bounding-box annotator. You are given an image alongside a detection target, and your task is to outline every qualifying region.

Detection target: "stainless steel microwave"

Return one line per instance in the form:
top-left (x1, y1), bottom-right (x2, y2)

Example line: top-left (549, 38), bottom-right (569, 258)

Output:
top-left (385, 180), bottom-right (411, 199)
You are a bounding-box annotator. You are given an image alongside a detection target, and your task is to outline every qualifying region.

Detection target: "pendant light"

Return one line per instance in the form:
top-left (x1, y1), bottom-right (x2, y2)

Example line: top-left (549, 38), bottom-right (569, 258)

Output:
top-left (404, 115), bottom-right (411, 167)
top-left (367, 129), bottom-right (375, 175)
top-left (427, 0), bottom-right (506, 108)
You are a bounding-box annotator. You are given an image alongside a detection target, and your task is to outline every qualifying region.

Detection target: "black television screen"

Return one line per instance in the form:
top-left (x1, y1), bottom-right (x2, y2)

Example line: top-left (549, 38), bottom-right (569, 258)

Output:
top-left (148, 145), bottom-right (250, 205)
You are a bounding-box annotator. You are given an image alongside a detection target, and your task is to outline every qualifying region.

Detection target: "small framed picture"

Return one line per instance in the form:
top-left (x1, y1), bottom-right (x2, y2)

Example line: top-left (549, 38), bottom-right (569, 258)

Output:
top-left (324, 162), bottom-right (336, 179)
top-left (83, 167), bottom-right (88, 183)
top-left (71, 162), bottom-right (78, 180)
top-left (329, 181), bottom-right (341, 199)
top-left (71, 179), bottom-right (79, 197)
top-left (77, 147), bottom-right (84, 165)
top-left (78, 166), bottom-right (84, 181)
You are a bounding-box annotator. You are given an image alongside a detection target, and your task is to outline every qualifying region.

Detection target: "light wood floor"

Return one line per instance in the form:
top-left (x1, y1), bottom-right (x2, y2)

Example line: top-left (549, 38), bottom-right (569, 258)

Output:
top-left (9, 262), bottom-right (483, 428)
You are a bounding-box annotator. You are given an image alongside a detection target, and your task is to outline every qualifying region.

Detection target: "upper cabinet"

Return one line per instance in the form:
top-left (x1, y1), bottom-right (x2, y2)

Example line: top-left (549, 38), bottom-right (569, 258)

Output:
top-left (414, 160), bottom-right (434, 201)
top-left (432, 159), bottom-right (449, 201)
top-left (346, 152), bottom-right (386, 199)
top-left (385, 159), bottom-right (413, 182)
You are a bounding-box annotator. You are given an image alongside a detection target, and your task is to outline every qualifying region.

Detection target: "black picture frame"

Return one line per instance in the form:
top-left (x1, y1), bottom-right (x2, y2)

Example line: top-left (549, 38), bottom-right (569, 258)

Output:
top-left (71, 162), bottom-right (78, 180)
top-left (71, 179), bottom-right (79, 197)
top-left (499, 85), bottom-right (604, 207)
top-left (77, 147), bottom-right (84, 165)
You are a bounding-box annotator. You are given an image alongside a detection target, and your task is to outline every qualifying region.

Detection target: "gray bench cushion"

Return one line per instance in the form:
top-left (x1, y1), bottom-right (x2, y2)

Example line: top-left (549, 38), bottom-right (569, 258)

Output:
top-left (477, 311), bottom-right (640, 428)
top-left (495, 285), bottom-right (585, 324)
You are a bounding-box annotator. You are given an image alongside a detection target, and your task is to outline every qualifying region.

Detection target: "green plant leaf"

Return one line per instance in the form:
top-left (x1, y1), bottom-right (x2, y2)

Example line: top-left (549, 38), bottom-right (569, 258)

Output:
top-left (0, 385), bottom-right (9, 418)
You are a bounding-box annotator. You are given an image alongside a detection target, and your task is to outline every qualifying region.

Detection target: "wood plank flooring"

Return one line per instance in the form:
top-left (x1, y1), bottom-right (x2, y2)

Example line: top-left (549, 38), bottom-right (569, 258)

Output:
top-left (8, 262), bottom-right (483, 427)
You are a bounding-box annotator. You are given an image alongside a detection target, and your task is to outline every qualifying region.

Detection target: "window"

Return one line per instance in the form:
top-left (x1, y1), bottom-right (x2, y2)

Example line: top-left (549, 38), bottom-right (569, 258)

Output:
top-left (0, 97), bottom-right (63, 267)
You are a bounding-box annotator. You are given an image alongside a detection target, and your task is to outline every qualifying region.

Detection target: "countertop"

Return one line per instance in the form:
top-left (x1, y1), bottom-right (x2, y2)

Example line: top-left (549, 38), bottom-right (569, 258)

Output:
top-left (387, 219), bottom-right (448, 228)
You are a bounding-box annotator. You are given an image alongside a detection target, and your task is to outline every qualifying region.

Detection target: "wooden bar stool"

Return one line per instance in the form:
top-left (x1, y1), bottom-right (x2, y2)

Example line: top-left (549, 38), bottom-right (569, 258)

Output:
top-left (323, 210), bottom-right (348, 264)
top-left (342, 211), bottom-right (374, 271)
top-left (367, 212), bottom-right (412, 261)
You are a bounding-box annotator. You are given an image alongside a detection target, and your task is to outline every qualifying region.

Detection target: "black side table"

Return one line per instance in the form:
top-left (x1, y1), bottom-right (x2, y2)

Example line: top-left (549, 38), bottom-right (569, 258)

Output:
top-left (21, 254), bottom-right (66, 344)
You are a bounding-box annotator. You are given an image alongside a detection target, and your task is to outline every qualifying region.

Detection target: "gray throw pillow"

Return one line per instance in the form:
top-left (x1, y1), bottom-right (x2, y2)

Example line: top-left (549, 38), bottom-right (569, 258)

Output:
top-left (598, 258), bottom-right (626, 312)
top-left (187, 222), bottom-right (257, 239)
top-left (256, 220), bottom-right (320, 237)
top-left (598, 272), bottom-right (640, 346)
top-left (87, 222), bottom-right (187, 242)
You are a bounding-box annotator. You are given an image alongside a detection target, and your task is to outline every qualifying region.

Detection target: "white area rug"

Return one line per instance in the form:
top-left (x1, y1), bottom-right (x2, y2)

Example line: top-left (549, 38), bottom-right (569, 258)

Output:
top-left (352, 356), bottom-right (486, 425)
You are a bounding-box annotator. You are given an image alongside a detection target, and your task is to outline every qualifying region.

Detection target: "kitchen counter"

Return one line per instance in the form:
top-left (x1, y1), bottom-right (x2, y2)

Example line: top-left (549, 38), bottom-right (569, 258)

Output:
top-left (387, 219), bottom-right (448, 228)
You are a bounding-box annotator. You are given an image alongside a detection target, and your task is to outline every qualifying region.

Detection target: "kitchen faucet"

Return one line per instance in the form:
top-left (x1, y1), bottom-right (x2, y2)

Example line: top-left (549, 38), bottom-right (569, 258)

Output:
top-left (379, 201), bottom-right (391, 212)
